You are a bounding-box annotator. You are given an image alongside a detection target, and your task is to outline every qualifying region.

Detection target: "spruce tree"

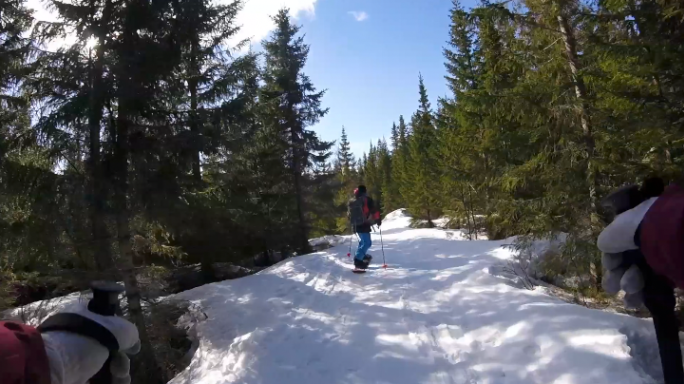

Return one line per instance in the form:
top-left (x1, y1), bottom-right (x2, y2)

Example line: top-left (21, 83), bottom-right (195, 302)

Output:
top-left (364, 142), bottom-right (381, 201)
top-left (306, 146), bottom-right (339, 237)
top-left (170, 0), bottom-right (249, 184)
top-left (334, 127), bottom-right (359, 232)
top-left (337, 126), bottom-right (355, 176)
top-left (405, 75), bottom-right (441, 226)
top-left (391, 115), bottom-right (410, 208)
top-left (377, 139), bottom-right (393, 214)
top-left (358, 153), bottom-right (368, 182)
top-left (439, 0), bottom-right (487, 236)
top-left (261, 9), bottom-right (331, 253)
top-left (390, 122), bottom-right (399, 151)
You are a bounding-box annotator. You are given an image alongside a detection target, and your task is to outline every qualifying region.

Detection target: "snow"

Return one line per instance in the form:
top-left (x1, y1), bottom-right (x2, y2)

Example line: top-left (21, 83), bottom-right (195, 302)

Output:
top-left (433, 216), bottom-right (451, 228)
top-left (309, 235), bottom-right (347, 250)
top-left (3, 291), bottom-right (86, 326)
top-left (169, 209), bottom-right (665, 384)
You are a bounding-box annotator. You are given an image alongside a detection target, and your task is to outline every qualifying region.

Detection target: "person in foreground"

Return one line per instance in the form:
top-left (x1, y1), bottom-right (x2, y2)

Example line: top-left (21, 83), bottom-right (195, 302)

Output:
top-left (0, 303), bottom-right (140, 384)
top-left (348, 185), bottom-right (381, 270)
top-left (598, 177), bottom-right (684, 384)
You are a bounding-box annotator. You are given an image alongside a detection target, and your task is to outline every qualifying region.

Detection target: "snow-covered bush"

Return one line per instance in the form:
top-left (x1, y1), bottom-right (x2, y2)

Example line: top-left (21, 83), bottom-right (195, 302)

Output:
top-left (508, 233), bottom-right (604, 295)
top-left (506, 234), bottom-right (568, 286)
top-left (132, 299), bottom-right (195, 382)
top-left (309, 235), bottom-right (347, 251)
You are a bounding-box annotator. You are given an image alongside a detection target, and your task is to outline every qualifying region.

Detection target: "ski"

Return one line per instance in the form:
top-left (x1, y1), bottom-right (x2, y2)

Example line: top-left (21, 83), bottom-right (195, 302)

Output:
top-left (351, 269), bottom-right (367, 274)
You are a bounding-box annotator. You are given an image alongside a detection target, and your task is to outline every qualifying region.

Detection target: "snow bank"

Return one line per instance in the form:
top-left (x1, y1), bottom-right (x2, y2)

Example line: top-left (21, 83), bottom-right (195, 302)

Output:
top-left (168, 215), bottom-right (664, 384)
top-left (308, 235), bottom-right (347, 250)
top-left (382, 208), bottom-right (413, 230)
top-left (2, 291), bottom-right (86, 326)
top-left (433, 216), bottom-right (450, 228)
top-left (3, 212), bottom-right (667, 384)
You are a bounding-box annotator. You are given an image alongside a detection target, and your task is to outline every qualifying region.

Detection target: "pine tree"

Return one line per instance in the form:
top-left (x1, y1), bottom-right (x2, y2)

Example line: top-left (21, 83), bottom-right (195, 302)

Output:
top-left (358, 153), bottom-right (368, 181)
top-left (170, 0), bottom-right (249, 184)
top-left (391, 115), bottom-right (409, 208)
top-left (0, 0), bottom-right (51, 306)
top-left (439, 0), bottom-right (486, 237)
top-left (261, 9), bottom-right (331, 253)
top-left (405, 75), bottom-right (441, 226)
top-left (334, 127), bottom-right (359, 232)
top-left (307, 146), bottom-right (340, 237)
top-left (364, 142), bottom-right (382, 201)
top-left (0, 0), bottom-right (33, 133)
top-left (382, 122), bottom-right (402, 213)
top-left (390, 122), bottom-right (399, 151)
top-left (336, 126), bottom-right (355, 176)
top-left (586, 0), bottom-right (684, 183)
top-left (376, 139), bottom-right (393, 214)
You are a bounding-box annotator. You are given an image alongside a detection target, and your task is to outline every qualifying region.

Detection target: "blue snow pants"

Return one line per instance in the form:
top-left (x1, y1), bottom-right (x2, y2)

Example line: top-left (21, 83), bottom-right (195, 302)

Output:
top-left (355, 232), bottom-right (372, 260)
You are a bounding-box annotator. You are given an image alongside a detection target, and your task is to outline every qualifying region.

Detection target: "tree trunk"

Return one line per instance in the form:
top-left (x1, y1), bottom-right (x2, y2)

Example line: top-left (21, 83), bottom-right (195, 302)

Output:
top-left (114, 14), bottom-right (162, 374)
top-left (87, 21), bottom-right (114, 273)
top-left (114, 101), bottom-right (163, 382)
top-left (290, 129), bottom-right (310, 254)
top-left (189, 38), bottom-right (201, 183)
top-left (188, 39), bottom-right (211, 276)
top-left (557, 11), bottom-right (599, 229)
top-left (460, 187), bottom-right (473, 239)
top-left (467, 186), bottom-right (478, 240)
top-left (557, 10), bottom-right (601, 288)
top-left (292, 155), bottom-right (310, 253)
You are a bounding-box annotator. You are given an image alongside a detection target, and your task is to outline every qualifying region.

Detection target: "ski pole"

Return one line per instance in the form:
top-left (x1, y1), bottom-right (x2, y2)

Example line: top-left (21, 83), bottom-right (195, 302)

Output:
top-left (379, 226), bottom-right (387, 268)
top-left (347, 224), bottom-right (354, 258)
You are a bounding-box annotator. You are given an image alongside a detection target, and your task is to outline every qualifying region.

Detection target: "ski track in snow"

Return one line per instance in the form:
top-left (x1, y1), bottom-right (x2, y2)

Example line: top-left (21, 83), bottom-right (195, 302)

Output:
top-left (169, 211), bottom-right (665, 384)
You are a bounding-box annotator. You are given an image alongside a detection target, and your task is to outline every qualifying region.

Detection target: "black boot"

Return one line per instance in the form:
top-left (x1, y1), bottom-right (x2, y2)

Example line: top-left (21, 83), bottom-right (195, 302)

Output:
top-left (362, 255), bottom-right (372, 268)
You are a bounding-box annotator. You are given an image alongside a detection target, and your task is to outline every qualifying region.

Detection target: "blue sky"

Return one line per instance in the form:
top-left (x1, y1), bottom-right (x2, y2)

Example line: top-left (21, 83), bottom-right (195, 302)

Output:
top-left (287, 0), bottom-right (473, 158)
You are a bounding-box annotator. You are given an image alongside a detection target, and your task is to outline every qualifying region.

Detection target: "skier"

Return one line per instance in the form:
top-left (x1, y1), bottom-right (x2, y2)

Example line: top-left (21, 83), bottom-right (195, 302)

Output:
top-left (0, 304), bottom-right (139, 384)
top-left (348, 185), bottom-right (381, 270)
top-left (598, 177), bottom-right (684, 384)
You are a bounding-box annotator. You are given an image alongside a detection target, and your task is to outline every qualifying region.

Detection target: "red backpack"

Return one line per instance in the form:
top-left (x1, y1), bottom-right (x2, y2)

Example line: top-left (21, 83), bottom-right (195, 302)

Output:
top-left (0, 321), bottom-right (51, 384)
top-left (640, 184), bottom-right (684, 289)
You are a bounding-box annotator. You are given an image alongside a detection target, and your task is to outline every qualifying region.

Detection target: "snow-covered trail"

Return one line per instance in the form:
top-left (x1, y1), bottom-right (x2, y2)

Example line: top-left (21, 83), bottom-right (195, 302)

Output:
top-left (170, 211), bottom-right (662, 384)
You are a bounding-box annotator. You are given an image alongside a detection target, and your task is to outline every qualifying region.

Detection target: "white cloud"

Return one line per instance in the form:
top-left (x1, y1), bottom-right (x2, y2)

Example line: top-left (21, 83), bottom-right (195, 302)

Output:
top-left (24, 0), bottom-right (319, 51)
top-left (348, 11), bottom-right (368, 22)
top-left (233, 0), bottom-right (318, 49)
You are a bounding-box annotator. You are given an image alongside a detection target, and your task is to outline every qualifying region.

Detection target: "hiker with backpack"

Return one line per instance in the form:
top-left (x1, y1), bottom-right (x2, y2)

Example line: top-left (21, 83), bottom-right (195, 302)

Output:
top-left (598, 177), bottom-right (684, 384)
top-left (348, 185), bottom-right (381, 270)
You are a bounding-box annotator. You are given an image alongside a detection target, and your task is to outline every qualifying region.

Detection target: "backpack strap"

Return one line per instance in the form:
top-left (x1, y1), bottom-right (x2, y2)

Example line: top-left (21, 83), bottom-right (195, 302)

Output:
top-left (38, 313), bottom-right (120, 351)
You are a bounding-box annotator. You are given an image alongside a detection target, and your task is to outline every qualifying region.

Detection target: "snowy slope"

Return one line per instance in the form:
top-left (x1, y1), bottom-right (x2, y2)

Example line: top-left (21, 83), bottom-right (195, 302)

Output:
top-left (170, 210), bottom-right (665, 384)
